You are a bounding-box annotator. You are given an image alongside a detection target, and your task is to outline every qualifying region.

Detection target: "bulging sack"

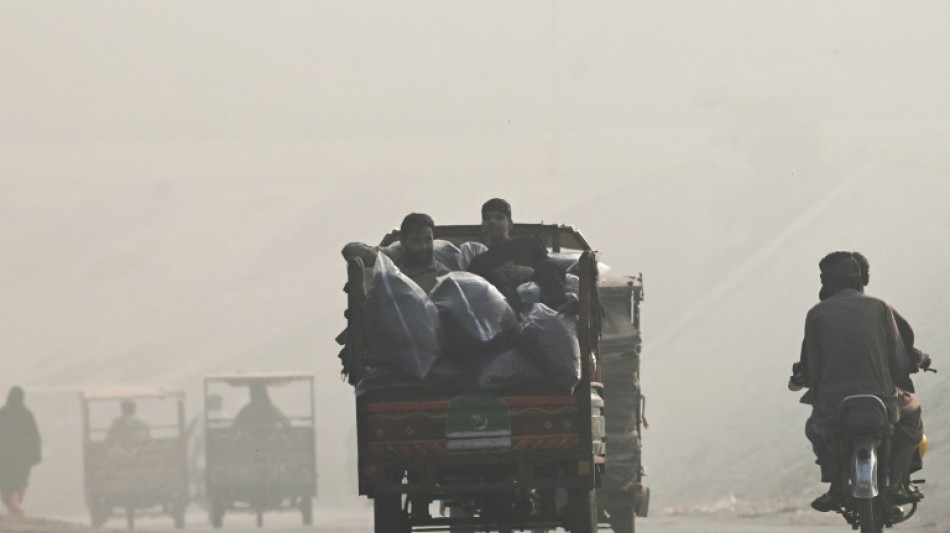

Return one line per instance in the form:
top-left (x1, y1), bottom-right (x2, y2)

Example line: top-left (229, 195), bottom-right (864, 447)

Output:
top-left (364, 252), bottom-right (441, 379)
top-left (430, 272), bottom-right (517, 352)
top-left (459, 241), bottom-right (489, 271)
top-left (516, 282), bottom-right (541, 308)
top-left (475, 346), bottom-right (546, 390)
top-left (516, 303), bottom-right (582, 391)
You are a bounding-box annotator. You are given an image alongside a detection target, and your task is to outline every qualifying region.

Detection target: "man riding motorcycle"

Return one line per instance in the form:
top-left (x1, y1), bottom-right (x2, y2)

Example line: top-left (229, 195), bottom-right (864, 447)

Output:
top-left (791, 253), bottom-right (925, 512)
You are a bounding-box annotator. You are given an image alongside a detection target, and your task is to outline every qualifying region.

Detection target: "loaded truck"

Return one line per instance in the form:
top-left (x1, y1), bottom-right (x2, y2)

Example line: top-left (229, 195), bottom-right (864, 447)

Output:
top-left (341, 223), bottom-right (647, 532)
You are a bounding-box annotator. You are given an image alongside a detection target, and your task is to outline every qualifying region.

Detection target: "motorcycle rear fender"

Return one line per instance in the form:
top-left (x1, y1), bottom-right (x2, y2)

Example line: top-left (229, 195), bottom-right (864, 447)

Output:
top-left (851, 437), bottom-right (879, 499)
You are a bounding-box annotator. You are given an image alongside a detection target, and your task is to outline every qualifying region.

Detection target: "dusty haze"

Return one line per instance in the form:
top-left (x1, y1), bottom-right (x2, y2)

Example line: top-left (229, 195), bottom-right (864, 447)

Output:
top-left (2, 1), bottom-right (949, 523)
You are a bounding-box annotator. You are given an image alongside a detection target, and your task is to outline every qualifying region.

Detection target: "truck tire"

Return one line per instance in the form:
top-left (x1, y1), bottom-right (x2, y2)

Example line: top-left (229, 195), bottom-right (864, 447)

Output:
top-left (606, 504), bottom-right (635, 533)
top-left (90, 500), bottom-right (110, 528)
top-left (374, 494), bottom-right (408, 533)
top-left (210, 498), bottom-right (225, 529)
top-left (171, 499), bottom-right (186, 529)
top-left (301, 495), bottom-right (313, 525)
top-left (566, 489), bottom-right (597, 533)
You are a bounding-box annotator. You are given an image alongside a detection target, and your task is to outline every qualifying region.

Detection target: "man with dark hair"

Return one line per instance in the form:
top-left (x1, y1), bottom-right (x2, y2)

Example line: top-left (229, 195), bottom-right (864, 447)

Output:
top-left (107, 400), bottom-right (150, 443)
top-left (0, 387), bottom-right (41, 516)
top-left (342, 212), bottom-right (451, 292)
top-left (793, 251), bottom-right (933, 389)
top-left (232, 382), bottom-right (289, 444)
top-left (467, 198), bottom-right (566, 310)
top-left (796, 253), bottom-right (924, 511)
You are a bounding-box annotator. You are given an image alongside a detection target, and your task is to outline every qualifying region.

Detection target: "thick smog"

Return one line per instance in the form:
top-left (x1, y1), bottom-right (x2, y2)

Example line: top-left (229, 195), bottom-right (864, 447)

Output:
top-left (1, 3), bottom-right (948, 533)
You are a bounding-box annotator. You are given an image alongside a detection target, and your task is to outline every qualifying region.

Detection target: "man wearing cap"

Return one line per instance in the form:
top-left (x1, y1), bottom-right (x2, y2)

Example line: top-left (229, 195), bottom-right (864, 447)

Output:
top-left (467, 198), bottom-right (566, 310)
top-left (797, 253), bottom-right (923, 511)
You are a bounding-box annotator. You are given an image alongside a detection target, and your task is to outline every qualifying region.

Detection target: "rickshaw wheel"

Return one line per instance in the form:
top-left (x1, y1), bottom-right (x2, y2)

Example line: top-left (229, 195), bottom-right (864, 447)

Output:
top-left (125, 507), bottom-right (135, 530)
top-left (90, 501), bottom-right (110, 527)
top-left (300, 496), bottom-right (313, 525)
top-left (172, 508), bottom-right (186, 529)
top-left (210, 498), bottom-right (225, 528)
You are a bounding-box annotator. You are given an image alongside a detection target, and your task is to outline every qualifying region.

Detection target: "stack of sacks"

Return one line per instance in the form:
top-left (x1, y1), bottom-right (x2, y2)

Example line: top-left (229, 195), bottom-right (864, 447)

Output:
top-left (357, 251), bottom-right (584, 394)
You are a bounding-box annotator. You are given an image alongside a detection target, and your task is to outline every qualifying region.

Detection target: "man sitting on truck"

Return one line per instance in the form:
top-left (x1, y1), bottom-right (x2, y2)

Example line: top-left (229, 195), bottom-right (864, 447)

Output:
top-left (342, 212), bottom-right (452, 293)
top-left (467, 198), bottom-right (567, 311)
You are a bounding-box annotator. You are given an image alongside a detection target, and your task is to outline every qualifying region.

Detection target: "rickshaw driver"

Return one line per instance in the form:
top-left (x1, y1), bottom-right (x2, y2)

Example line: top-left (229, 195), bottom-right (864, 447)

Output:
top-left (107, 400), bottom-right (151, 444)
top-left (232, 382), bottom-right (290, 445)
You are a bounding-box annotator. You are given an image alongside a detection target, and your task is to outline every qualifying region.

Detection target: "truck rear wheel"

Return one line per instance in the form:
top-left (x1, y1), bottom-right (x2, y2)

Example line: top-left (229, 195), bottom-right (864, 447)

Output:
top-left (300, 495), bottom-right (313, 525)
top-left (565, 489), bottom-right (597, 533)
top-left (209, 498), bottom-right (225, 528)
top-left (605, 504), bottom-right (635, 533)
top-left (90, 500), bottom-right (110, 528)
top-left (374, 494), bottom-right (409, 533)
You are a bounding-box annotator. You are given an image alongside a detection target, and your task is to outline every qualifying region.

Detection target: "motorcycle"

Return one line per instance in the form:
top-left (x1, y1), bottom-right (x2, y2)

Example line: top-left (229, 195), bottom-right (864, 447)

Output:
top-left (832, 393), bottom-right (928, 533)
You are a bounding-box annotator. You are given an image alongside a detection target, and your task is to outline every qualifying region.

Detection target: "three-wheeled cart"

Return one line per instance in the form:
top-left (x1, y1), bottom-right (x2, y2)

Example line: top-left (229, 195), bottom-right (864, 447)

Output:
top-left (81, 387), bottom-right (189, 529)
top-left (203, 373), bottom-right (316, 528)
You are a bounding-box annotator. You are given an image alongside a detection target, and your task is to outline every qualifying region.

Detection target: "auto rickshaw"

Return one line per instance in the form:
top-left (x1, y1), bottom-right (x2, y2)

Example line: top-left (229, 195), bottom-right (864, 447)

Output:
top-left (81, 387), bottom-right (189, 529)
top-left (203, 373), bottom-right (316, 528)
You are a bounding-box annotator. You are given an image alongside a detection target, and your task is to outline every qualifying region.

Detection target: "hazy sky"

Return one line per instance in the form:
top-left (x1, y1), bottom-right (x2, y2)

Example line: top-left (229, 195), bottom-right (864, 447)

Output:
top-left (3, 0), bottom-right (950, 518)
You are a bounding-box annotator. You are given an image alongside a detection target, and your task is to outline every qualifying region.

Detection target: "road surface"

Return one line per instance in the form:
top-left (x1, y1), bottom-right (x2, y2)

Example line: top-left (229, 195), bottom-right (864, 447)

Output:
top-left (36, 506), bottom-right (947, 533)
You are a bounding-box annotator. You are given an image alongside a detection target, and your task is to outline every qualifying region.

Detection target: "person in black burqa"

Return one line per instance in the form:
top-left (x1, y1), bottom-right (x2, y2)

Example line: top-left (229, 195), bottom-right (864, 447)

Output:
top-left (0, 387), bottom-right (41, 516)
top-left (466, 198), bottom-right (567, 312)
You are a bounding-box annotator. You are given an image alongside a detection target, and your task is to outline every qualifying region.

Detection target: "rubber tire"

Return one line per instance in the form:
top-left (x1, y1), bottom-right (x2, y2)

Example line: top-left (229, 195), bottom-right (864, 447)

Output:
top-left (210, 498), bottom-right (225, 529)
top-left (90, 501), bottom-right (110, 528)
top-left (301, 496), bottom-right (313, 525)
top-left (125, 507), bottom-right (135, 530)
top-left (374, 494), bottom-right (408, 533)
top-left (172, 509), bottom-right (185, 529)
top-left (858, 498), bottom-right (882, 533)
top-left (566, 489), bottom-right (597, 533)
top-left (606, 505), bottom-right (635, 533)
top-left (170, 499), bottom-right (186, 529)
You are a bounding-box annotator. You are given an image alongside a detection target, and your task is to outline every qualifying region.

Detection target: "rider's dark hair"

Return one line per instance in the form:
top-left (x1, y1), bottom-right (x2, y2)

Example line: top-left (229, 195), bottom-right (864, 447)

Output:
top-left (400, 213), bottom-right (435, 238)
top-left (818, 252), bottom-right (863, 298)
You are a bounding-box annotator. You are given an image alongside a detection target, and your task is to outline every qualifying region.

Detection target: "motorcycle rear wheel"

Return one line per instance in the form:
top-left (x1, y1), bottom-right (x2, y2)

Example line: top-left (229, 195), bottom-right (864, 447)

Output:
top-left (858, 499), bottom-right (882, 533)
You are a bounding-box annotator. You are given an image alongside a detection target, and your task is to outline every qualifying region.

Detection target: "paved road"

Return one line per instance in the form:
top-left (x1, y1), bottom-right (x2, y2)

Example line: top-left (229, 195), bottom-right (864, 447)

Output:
top-left (86, 507), bottom-right (944, 533)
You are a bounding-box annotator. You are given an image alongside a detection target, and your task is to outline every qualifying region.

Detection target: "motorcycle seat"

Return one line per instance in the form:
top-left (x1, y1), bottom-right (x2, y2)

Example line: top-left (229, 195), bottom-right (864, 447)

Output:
top-left (837, 395), bottom-right (889, 436)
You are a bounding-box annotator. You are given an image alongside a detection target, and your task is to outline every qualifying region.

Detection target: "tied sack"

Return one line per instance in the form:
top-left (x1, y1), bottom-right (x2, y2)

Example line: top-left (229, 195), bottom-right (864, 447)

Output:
top-left (364, 252), bottom-right (441, 379)
top-left (475, 344), bottom-right (546, 390)
top-left (459, 241), bottom-right (489, 271)
top-left (430, 272), bottom-right (517, 355)
top-left (517, 303), bottom-right (582, 391)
